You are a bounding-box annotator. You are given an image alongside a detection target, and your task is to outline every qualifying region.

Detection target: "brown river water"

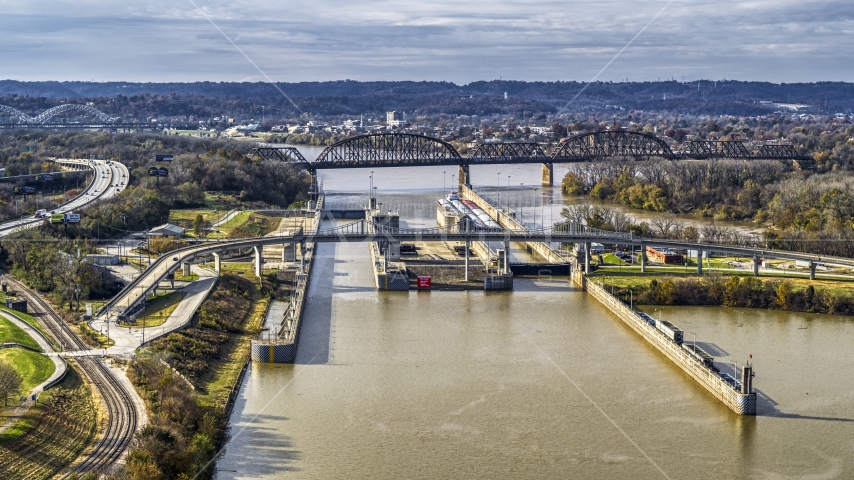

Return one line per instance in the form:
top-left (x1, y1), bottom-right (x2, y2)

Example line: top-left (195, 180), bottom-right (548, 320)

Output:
top-left (214, 155), bottom-right (854, 479)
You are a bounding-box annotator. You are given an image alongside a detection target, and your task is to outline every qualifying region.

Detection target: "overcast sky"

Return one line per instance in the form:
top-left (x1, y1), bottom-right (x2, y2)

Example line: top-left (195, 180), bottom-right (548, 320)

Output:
top-left (1, 0), bottom-right (852, 84)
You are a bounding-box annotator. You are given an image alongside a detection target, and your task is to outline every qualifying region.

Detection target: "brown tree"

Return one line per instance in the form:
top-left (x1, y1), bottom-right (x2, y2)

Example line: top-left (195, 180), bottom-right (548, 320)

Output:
top-left (0, 362), bottom-right (23, 406)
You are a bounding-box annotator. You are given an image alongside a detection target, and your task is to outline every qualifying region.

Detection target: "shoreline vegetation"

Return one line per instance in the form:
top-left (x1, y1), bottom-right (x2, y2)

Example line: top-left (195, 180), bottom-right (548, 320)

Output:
top-left (588, 272), bottom-right (854, 316)
top-left (559, 159), bottom-right (854, 258)
top-left (108, 272), bottom-right (272, 479)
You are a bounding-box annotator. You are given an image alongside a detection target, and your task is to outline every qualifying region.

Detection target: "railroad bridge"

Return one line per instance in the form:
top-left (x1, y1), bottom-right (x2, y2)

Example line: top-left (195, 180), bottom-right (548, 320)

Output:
top-left (249, 130), bottom-right (810, 187)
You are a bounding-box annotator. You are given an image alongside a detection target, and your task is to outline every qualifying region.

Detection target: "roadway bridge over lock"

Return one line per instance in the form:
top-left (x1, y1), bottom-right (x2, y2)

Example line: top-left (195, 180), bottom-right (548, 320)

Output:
top-left (99, 217), bottom-right (853, 319)
top-left (249, 130), bottom-right (812, 187)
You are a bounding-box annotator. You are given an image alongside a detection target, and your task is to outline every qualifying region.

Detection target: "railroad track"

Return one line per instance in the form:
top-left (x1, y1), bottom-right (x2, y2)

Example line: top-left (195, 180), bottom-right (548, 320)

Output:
top-left (2, 275), bottom-right (139, 477)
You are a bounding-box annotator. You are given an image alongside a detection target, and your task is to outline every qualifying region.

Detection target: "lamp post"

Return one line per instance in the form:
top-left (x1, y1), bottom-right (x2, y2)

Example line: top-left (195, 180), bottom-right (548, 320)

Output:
top-left (105, 311), bottom-right (111, 353)
top-left (506, 175), bottom-right (511, 214)
top-left (497, 172), bottom-right (501, 209)
top-left (443, 170), bottom-right (446, 196)
top-left (730, 360), bottom-right (738, 387)
top-left (690, 332), bottom-right (696, 351)
top-left (142, 293), bottom-right (147, 345)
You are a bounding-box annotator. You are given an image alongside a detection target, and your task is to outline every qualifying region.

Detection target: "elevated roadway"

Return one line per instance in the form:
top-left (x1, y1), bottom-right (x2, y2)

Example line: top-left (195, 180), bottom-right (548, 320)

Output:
top-left (0, 159), bottom-right (129, 238)
top-left (98, 219), bottom-right (854, 319)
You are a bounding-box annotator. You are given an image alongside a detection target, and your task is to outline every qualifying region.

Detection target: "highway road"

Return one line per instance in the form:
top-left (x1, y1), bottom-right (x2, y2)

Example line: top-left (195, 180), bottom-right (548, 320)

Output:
top-left (0, 158), bottom-right (129, 238)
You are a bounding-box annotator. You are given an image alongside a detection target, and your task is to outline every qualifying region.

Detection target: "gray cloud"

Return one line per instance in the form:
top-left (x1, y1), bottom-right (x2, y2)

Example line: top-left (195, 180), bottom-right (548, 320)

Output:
top-left (1, 0), bottom-right (853, 83)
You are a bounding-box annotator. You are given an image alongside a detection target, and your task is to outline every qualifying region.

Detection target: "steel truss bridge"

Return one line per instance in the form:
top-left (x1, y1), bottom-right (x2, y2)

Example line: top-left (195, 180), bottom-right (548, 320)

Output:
top-left (0, 104), bottom-right (118, 125)
top-left (100, 218), bottom-right (854, 318)
top-left (250, 131), bottom-right (811, 172)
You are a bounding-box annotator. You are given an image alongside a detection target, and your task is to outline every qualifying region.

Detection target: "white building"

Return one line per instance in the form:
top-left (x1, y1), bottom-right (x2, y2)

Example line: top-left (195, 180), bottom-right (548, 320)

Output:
top-left (386, 111), bottom-right (406, 127)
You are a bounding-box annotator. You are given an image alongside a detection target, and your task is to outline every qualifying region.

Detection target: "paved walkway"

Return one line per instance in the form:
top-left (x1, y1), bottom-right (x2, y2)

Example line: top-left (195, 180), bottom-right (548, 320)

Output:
top-left (212, 209), bottom-right (242, 227)
top-left (0, 311), bottom-right (66, 393)
top-left (91, 265), bottom-right (219, 356)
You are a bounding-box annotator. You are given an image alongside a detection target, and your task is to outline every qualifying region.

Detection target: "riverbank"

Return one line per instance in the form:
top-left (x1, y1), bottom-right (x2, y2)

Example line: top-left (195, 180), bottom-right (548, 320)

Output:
top-left (115, 271), bottom-right (272, 479)
top-left (588, 270), bottom-right (854, 316)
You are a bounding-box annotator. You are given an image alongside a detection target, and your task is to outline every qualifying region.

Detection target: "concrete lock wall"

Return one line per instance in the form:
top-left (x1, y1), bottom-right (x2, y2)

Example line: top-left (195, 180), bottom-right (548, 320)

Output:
top-left (250, 341), bottom-right (297, 363)
top-left (250, 195), bottom-right (325, 364)
top-left (484, 274), bottom-right (514, 290)
top-left (571, 262), bottom-right (756, 415)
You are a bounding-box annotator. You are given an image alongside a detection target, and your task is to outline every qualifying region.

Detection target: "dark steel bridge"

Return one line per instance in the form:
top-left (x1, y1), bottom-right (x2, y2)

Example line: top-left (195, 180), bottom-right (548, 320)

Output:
top-left (249, 130), bottom-right (811, 186)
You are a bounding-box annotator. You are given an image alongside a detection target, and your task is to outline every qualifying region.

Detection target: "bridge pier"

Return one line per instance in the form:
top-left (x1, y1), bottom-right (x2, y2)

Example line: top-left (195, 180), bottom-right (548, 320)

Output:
top-left (696, 250), bottom-right (703, 274)
top-left (541, 163), bottom-right (553, 186)
top-left (300, 241), bottom-right (306, 272)
top-left (504, 241), bottom-right (510, 274)
top-left (640, 244), bottom-right (646, 273)
top-left (458, 165), bottom-right (471, 189)
top-left (308, 171), bottom-right (319, 209)
top-left (212, 252), bottom-right (221, 274)
top-left (465, 240), bottom-right (470, 281)
top-left (584, 242), bottom-right (591, 274)
top-left (809, 261), bottom-right (817, 280)
top-left (182, 262), bottom-right (191, 276)
top-left (753, 256), bottom-right (760, 276)
top-left (282, 243), bottom-right (296, 263)
top-left (254, 246), bottom-right (262, 277)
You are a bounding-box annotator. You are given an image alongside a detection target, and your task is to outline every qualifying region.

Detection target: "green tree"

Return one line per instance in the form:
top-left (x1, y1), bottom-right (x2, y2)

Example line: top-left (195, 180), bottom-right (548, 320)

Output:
top-left (805, 285), bottom-right (815, 311)
top-left (192, 214), bottom-right (205, 238)
top-left (177, 182), bottom-right (206, 206)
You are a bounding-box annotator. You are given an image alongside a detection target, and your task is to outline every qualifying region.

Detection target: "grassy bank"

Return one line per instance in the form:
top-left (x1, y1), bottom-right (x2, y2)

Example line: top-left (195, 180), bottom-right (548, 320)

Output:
top-left (224, 212), bottom-right (278, 239)
top-left (0, 316), bottom-right (42, 351)
top-left (118, 272), bottom-right (272, 479)
top-left (150, 273), bottom-right (269, 400)
top-left (175, 273), bottom-right (200, 282)
top-left (0, 293), bottom-right (56, 348)
top-left (209, 211), bottom-right (252, 238)
top-left (0, 349), bottom-right (54, 395)
top-left (136, 291), bottom-right (187, 328)
top-left (0, 365), bottom-right (97, 480)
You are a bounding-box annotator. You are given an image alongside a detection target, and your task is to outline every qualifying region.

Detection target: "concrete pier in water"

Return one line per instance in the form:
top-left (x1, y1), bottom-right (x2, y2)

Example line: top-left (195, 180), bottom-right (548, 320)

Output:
top-left (571, 267), bottom-right (757, 415)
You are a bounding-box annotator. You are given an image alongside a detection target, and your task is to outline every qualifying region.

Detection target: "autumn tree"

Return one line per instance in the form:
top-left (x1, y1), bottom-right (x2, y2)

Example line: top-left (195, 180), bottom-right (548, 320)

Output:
top-left (0, 363), bottom-right (23, 406)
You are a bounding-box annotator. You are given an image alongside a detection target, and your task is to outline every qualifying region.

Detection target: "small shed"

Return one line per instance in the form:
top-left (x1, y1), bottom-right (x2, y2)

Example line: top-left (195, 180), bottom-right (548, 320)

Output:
top-left (148, 223), bottom-right (185, 238)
